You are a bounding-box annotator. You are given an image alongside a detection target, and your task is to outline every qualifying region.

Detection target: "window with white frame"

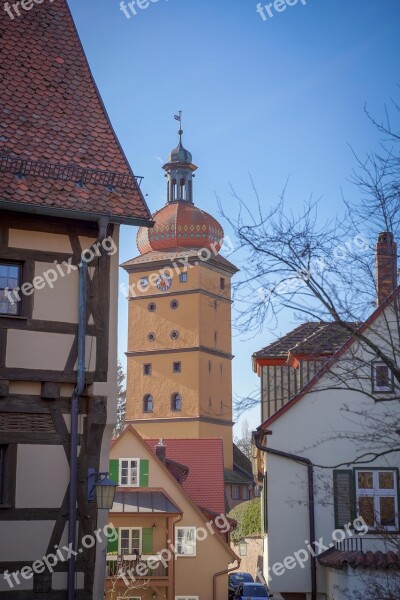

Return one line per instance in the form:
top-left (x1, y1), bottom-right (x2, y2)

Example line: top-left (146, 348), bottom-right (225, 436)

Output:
top-left (356, 470), bottom-right (398, 531)
top-left (176, 527), bottom-right (196, 557)
top-left (119, 459), bottom-right (140, 486)
top-left (372, 362), bottom-right (394, 393)
top-left (232, 485), bottom-right (240, 500)
top-left (0, 263), bottom-right (21, 316)
top-left (119, 528), bottom-right (142, 556)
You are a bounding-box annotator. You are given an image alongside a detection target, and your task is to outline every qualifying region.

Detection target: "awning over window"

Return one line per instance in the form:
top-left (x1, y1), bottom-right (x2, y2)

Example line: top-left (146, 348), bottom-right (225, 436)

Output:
top-left (110, 491), bottom-right (181, 514)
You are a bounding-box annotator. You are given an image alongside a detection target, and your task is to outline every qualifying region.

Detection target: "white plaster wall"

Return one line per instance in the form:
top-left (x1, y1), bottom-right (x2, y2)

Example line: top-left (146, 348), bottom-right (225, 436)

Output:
top-left (263, 307), bottom-right (400, 596)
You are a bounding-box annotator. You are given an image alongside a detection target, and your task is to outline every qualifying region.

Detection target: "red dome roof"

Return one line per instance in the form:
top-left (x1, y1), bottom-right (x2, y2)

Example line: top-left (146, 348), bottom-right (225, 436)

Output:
top-left (137, 201), bottom-right (224, 254)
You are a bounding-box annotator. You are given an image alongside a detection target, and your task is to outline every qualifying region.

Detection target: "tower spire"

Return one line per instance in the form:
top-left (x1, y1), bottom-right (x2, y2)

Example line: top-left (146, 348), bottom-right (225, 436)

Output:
top-left (164, 113), bottom-right (197, 204)
top-left (174, 111), bottom-right (183, 144)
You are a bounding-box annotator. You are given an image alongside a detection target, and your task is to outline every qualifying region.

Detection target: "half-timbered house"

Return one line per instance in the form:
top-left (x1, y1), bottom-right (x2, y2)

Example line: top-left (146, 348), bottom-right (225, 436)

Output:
top-left (0, 2), bottom-right (151, 598)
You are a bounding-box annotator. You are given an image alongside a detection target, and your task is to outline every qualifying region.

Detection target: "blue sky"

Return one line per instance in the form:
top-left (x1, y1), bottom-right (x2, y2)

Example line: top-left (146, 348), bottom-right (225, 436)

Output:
top-left (68, 0), bottom-right (400, 434)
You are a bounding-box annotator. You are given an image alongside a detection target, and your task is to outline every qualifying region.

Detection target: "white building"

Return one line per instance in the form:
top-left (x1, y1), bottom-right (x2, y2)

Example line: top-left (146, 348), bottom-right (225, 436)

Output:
top-left (252, 232), bottom-right (400, 600)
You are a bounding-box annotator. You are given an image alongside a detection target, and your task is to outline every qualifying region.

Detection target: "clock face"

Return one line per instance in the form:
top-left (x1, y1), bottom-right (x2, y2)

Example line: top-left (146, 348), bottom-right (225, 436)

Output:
top-left (156, 274), bottom-right (172, 292)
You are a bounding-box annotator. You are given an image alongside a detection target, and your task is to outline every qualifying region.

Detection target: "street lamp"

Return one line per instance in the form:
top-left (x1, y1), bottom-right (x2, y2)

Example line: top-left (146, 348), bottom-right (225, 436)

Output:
top-left (87, 469), bottom-right (118, 510)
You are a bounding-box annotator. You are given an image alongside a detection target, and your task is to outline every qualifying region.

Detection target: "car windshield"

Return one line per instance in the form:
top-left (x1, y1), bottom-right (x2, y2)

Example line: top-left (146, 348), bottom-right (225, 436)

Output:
top-left (242, 584), bottom-right (268, 597)
top-left (231, 574), bottom-right (252, 584)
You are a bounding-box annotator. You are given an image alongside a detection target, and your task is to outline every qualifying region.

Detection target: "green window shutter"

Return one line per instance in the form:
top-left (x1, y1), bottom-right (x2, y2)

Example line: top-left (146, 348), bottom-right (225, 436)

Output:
top-left (107, 527), bottom-right (118, 554)
top-left (140, 459), bottom-right (149, 487)
top-left (109, 459), bottom-right (119, 485)
top-left (333, 470), bottom-right (356, 529)
top-left (142, 528), bottom-right (153, 554)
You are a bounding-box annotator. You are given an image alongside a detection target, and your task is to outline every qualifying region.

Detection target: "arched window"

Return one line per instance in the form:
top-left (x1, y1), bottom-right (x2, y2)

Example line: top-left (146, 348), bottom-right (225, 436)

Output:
top-left (180, 178), bottom-right (186, 200)
top-left (143, 394), bottom-right (153, 413)
top-left (172, 179), bottom-right (177, 201)
top-left (171, 393), bottom-right (182, 412)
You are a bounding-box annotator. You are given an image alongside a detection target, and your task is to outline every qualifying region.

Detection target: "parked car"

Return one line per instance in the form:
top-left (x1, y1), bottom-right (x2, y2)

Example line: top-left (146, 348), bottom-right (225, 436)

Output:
top-left (233, 582), bottom-right (273, 599)
top-left (228, 572), bottom-right (254, 599)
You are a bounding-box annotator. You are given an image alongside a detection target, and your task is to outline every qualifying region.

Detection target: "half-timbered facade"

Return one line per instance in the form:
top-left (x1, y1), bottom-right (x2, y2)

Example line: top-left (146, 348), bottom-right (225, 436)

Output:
top-left (0, 2), bottom-right (151, 598)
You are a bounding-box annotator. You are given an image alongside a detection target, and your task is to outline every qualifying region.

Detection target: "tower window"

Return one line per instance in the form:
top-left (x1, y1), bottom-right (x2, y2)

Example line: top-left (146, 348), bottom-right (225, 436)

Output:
top-left (214, 332), bottom-right (218, 344)
top-left (148, 302), bottom-right (156, 312)
top-left (208, 360), bottom-right (212, 373)
top-left (170, 330), bottom-right (179, 340)
top-left (170, 300), bottom-right (179, 310)
top-left (143, 364), bottom-right (152, 376)
top-left (220, 364), bottom-right (223, 375)
top-left (180, 272), bottom-right (188, 283)
top-left (143, 395), bottom-right (153, 413)
top-left (220, 277), bottom-right (225, 291)
top-left (214, 300), bottom-right (218, 310)
top-left (171, 393), bottom-right (182, 412)
top-left (173, 362), bottom-right (182, 373)
top-left (139, 277), bottom-right (149, 291)
top-left (180, 178), bottom-right (186, 200)
top-left (209, 397), bottom-right (212, 407)
top-left (148, 332), bottom-right (156, 342)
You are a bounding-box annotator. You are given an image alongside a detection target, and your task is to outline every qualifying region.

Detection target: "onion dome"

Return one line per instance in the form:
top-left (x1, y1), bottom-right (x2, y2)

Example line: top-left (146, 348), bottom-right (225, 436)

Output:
top-left (137, 114), bottom-right (224, 255)
top-left (137, 201), bottom-right (224, 254)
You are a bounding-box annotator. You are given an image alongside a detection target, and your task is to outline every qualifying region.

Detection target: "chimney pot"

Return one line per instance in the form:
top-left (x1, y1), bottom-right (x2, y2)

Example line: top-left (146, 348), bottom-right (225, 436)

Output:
top-left (376, 231), bottom-right (397, 305)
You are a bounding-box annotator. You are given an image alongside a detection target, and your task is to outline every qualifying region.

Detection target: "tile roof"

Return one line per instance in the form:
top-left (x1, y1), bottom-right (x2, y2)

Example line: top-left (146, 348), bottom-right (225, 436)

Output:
top-left (254, 322), bottom-right (358, 360)
top-left (0, 0), bottom-right (151, 224)
top-left (145, 438), bottom-right (226, 515)
top-left (224, 468), bottom-right (253, 485)
top-left (233, 444), bottom-right (253, 477)
top-left (318, 549), bottom-right (400, 570)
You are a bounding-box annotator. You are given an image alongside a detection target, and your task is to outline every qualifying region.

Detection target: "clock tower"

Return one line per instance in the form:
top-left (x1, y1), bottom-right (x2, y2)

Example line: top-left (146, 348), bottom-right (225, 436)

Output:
top-left (122, 122), bottom-right (238, 469)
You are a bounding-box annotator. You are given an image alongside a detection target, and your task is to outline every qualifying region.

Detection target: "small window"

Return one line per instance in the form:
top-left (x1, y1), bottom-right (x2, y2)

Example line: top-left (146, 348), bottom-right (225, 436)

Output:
top-left (220, 277), bottom-right (225, 291)
top-left (143, 364), bottom-right (152, 376)
top-left (143, 394), bottom-right (153, 413)
top-left (148, 302), bottom-right (156, 312)
top-left (173, 362), bottom-right (182, 373)
top-left (139, 277), bottom-right (149, 291)
top-left (242, 486), bottom-right (250, 500)
top-left (209, 397), bottom-right (212, 407)
top-left (232, 485), bottom-right (240, 500)
top-left (208, 360), bottom-right (212, 373)
top-left (214, 332), bottom-right (218, 344)
top-left (176, 527), bottom-right (196, 556)
top-left (0, 263), bottom-right (21, 316)
top-left (171, 393), bottom-right (182, 412)
top-left (170, 299), bottom-right (179, 310)
top-left (148, 333), bottom-right (156, 342)
top-left (220, 364), bottom-right (223, 375)
top-left (356, 469), bottom-right (398, 530)
top-left (171, 330), bottom-right (179, 340)
top-left (180, 273), bottom-right (188, 283)
top-left (119, 459), bottom-right (140, 486)
top-left (119, 527), bottom-right (142, 555)
top-left (214, 300), bottom-right (218, 310)
top-left (372, 362), bottom-right (394, 393)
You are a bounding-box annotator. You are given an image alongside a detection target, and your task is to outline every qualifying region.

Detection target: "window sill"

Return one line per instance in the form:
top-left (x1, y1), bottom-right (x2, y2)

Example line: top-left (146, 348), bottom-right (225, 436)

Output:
top-left (0, 504), bottom-right (12, 509)
top-left (0, 314), bottom-right (27, 320)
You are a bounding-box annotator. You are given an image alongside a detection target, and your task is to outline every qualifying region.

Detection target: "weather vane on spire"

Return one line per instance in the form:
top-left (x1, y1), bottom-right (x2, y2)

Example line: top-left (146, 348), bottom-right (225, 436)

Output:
top-left (174, 111), bottom-right (183, 142)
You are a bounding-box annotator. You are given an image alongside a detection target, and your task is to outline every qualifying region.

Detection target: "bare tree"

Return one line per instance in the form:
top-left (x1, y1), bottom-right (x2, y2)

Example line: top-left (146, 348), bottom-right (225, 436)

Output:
top-left (114, 361), bottom-right (127, 437)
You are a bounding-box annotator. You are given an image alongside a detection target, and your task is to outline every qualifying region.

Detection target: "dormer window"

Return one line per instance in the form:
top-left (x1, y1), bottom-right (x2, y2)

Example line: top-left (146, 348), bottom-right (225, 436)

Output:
top-left (372, 362), bottom-right (394, 393)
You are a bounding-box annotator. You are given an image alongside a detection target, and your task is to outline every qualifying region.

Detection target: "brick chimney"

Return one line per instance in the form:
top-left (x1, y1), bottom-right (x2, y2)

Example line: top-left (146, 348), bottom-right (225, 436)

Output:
top-left (155, 439), bottom-right (166, 464)
top-left (376, 232), bottom-right (398, 305)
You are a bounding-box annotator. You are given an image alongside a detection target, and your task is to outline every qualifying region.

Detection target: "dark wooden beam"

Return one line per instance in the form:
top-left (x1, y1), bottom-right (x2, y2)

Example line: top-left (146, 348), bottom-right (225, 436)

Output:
top-left (0, 396), bottom-right (87, 415)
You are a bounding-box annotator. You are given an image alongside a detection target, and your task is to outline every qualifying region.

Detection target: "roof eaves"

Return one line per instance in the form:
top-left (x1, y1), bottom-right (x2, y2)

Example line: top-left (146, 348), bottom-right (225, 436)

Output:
top-left (258, 288), bottom-right (400, 430)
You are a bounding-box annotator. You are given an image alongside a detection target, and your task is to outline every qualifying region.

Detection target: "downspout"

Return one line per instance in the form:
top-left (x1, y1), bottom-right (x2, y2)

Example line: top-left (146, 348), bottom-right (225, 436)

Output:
top-left (213, 560), bottom-right (240, 600)
top-left (67, 258), bottom-right (87, 600)
top-left (172, 514), bottom-right (183, 600)
top-left (253, 430), bottom-right (317, 600)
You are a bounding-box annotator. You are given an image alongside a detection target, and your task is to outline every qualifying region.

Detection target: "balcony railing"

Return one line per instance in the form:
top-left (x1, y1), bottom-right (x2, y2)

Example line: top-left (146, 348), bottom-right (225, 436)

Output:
top-left (336, 536), bottom-right (364, 552)
top-left (106, 555), bottom-right (168, 579)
